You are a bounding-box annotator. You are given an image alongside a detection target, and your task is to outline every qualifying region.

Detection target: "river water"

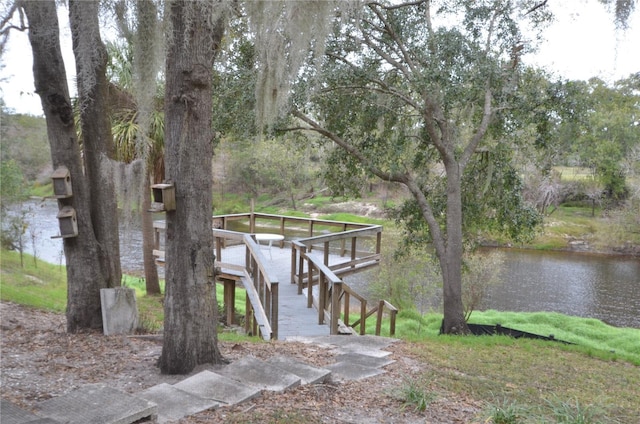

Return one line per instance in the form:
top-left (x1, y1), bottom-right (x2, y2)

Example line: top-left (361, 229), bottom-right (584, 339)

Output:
top-left (487, 249), bottom-right (639, 329)
top-left (9, 199), bottom-right (640, 329)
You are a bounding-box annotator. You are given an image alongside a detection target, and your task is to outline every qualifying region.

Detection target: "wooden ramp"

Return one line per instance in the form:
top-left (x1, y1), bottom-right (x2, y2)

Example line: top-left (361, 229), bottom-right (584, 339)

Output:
top-left (219, 243), bottom-right (331, 340)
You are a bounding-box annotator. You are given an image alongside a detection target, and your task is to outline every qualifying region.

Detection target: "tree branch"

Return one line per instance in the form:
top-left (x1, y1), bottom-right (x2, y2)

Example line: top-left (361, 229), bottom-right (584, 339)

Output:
top-left (525, 0), bottom-right (548, 15)
top-left (367, 0), bottom-right (427, 11)
top-left (367, 3), bottom-right (419, 75)
top-left (403, 176), bottom-right (447, 262)
top-left (461, 86), bottom-right (493, 170)
top-left (291, 110), bottom-right (409, 184)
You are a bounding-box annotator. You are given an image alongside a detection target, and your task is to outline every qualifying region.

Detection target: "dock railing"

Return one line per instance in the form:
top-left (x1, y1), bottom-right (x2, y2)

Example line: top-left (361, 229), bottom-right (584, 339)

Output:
top-left (153, 221), bottom-right (279, 340)
top-left (152, 212), bottom-right (395, 339)
top-left (291, 225), bottom-right (397, 337)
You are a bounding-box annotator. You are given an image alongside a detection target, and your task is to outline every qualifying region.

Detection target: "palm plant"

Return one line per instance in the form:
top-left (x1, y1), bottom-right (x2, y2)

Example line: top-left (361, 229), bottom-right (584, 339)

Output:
top-left (107, 40), bottom-right (164, 295)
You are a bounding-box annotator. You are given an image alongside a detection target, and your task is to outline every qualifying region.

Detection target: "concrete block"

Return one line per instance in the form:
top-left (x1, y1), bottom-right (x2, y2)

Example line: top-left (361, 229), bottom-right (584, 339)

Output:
top-left (325, 361), bottom-right (385, 382)
top-left (334, 352), bottom-right (395, 368)
top-left (0, 399), bottom-right (61, 424)
top-left (217, 356), bottom-right (301, 392)
top-left (136, 383), bottom-right (219, 423)
top-left (100, 287), bottom-right (138, 335)
top-left (35, 384), bottom-right (156, 424)
top-left (265, 355), bottom-right (331, 385)
top-left (174, 370), bottom-right (261, 405)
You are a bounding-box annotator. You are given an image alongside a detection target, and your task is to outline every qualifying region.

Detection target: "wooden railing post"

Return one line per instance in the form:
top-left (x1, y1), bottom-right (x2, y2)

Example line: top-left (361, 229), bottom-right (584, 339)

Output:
top-left (244, 296), bottom-right (252, 335)
top-left (351, 236), bottom-right (357, 270)
top-left (360, 300), bottom-right (367, 335)
top-left (307, 261), bottom-right (315, 308)
top-left (297, 245), bottom-right (306, 295)
top-left (271, 281), bottom-right (278, 340)
top-left (389, 306), bottom-right (396, 336)
top-left (290, 244), bottom-right (297, 284)
top-left (318, 273), bottom-right (326, 325)
top-left (376, 300), bottom-right (384, 336)
top-left (343, 291), bottom-right (350, 328)
top-left (215, 235), bottom-right (222, 263)
top-left (331, 281), bottom-right (342, 335)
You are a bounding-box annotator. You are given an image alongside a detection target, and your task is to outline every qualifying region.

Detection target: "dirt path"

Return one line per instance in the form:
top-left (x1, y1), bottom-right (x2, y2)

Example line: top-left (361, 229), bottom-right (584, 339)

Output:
top-left (1, 302), bottom-right (480, 423)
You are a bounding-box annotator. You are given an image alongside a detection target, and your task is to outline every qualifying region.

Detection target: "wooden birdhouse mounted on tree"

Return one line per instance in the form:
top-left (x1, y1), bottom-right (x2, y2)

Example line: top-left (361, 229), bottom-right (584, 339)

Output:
top-left (51, 166), bottom-right (72, 198)
top-left (55, 206), bottom-right (78, 238)
top-left (150, 182), bottom-right (176, 212)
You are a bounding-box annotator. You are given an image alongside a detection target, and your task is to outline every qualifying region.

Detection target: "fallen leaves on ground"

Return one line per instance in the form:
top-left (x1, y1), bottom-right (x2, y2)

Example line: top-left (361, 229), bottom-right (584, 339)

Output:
top-left (1, 302), bottom-right (481, 423)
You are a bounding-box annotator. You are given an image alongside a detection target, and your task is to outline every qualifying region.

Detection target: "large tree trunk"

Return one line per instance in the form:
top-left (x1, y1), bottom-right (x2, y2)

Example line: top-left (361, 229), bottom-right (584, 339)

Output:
top-left (69, 0), bottom-right (122, 289)
top-left (158, 0), bottom-right (225, 374)
top-left (22, 0), bottom-right (113, 331)
top-left (440, 162), bottom-right (469, 334)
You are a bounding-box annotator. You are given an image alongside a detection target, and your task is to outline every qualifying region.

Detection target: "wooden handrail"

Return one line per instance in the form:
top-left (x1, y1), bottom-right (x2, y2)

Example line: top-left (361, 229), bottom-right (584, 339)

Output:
top-left (298, 245), bottom-right (396, 337)
top-left (338, 280), bottom-right (398, 336)
top-left (152, 212), bottom-right (390, 339)
top-left (152, 219), bottom-right (279, 340)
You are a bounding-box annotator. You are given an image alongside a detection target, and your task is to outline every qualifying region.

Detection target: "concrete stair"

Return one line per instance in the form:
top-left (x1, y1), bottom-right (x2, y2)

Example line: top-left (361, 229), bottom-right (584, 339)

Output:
top-left (1, 335), bottom-right (397, 424)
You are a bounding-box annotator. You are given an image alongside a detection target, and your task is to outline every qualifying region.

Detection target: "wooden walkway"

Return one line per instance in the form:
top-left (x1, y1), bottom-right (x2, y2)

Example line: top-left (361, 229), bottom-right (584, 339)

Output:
top-left (154, 213), bottom-right (391, 341)
top-left (219, 242), bottom-right (350, 340)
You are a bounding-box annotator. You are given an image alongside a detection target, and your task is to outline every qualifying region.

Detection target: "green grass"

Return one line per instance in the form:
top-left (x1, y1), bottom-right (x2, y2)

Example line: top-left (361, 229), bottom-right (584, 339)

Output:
top-left (29, 181), bottom-right (54, 198)
top-left (359, 308), bottom-right (640, 366)
top-left (0, 250), bottom-right (67, 312)
top-left (553, 166), bottom-right (595, 181)
top-left (318, 212), bottom-right (385, 226)
top-left (359, 306), bottom-right (640, 422)
top-left (523, 205), bottom-right (615, 251)
top-left (299, 195), bottom-right (350, 208)
top-left (0, 250), bottom-right (248, 336)
top-left (410, 333), bottom-right (639, 423)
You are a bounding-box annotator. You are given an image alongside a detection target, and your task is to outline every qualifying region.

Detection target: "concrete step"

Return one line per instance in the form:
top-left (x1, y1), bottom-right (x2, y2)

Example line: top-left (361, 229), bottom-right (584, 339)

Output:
top-left (326, 351), bottom-right (396, 382)
top-left (2, 336), bottom-right (399, 424)
top-left (334, 352), bottom-right (395, 368)
top-left (1, 399), bottom-right (60, 424)
top-left (216, 356), bottom-right (302, 392)
top-left (34, 384), bottom-right (157, 424)
top-left (265, 355), bottom-right (331, 385)
top-left (325, 360), bottom-right (385, 381)
top-left (173, 370), bottom-right (261, 405)
top-left (281, 334), bottom-right (398, 381)
top-left (135, 383), bottom-right (220, 424)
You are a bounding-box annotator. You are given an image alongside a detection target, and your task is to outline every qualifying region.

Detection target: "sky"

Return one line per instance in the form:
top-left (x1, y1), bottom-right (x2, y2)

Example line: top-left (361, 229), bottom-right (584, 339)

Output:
top-left (1, 1), bottom-right (639, 117)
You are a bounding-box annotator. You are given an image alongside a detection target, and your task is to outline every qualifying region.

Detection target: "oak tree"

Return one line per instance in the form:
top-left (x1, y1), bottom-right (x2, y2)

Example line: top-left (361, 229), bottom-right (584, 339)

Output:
top-left (289, 0), bottom-right (545, 333)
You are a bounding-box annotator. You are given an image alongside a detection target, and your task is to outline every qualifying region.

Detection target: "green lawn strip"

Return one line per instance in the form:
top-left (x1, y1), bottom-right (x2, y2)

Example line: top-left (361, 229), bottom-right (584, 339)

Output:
top-left (469, 310), bottom-right (640, 365)
top-left (1, 250), bottom-right (248, 333)
top-left (0, 250), bottom-right (67, 312)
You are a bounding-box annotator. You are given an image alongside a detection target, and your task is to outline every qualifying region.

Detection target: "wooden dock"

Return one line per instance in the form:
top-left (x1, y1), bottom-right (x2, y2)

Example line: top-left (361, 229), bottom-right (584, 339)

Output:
top-left (219, 243), bottom-right (332, 340)
top-left (153, 213), bottom-right (395, 341)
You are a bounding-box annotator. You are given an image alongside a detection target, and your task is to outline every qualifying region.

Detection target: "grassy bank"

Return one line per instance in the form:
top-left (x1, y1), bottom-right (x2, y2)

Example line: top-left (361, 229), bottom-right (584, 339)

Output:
top-left (2, 249), bottom-right (638, 364)
top-left (372, 309), bottom-right (640, 366)
top-left (0, 250), bottom-right (247, 339)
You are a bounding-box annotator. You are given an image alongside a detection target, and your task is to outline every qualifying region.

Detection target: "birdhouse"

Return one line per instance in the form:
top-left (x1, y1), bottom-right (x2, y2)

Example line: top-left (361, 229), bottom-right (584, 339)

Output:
top-left (55, 206), bottom-right (78, 238)
top-left (150, 183), bottom-right (176, 212)
top-left (51, 166), bottom-right (72, 198)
